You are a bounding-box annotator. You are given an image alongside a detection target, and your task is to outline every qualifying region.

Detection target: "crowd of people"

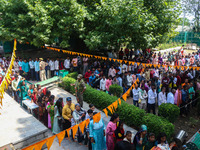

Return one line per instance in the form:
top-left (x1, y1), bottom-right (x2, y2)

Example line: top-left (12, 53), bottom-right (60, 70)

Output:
top-left (1, 46), bottom-right (200, 150)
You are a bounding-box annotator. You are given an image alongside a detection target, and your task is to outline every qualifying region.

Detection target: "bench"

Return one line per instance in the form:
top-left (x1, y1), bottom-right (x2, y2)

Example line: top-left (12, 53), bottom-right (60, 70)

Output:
top-left (34, 76), bottom-right (59, 87)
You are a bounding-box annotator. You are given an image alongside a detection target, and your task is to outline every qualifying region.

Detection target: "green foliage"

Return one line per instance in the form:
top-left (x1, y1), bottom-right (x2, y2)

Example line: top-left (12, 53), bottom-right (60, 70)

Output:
top-left (0, 0), bottom-right (87, 47)
top-left (143, 113), bottom-right (174, 139)
top-left (109, 84), bottom-right (123, 97)
top-left (158, 103), bottom-right (180, 123)
top-left (189, 117), bottom-right (199, 127)
top-left (0, 0), bottom-right (181, 49)
top-left (67, 72), bottom-right (78, 79)
top-left (60, 76), bottom-right (175, 138)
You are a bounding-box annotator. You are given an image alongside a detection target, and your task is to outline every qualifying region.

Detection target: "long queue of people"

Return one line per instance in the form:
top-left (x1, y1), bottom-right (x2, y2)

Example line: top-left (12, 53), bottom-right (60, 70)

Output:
top-left (9, 75), bottom-right (180, 150)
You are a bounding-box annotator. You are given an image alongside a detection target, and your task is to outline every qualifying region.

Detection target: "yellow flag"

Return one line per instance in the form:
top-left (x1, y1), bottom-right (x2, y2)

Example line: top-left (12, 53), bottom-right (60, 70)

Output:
top-left (103, 108), bottom-right (108, 117)
top-left (14, 39), bottom-right (17, 50)
top-left (72, 124), bottom-right (79, 139)
top-left (79, 120), bottom-right (86, 134)
top-left (57, 130), bottom-right (65, 146)
top-left (46, 135), bottom-right (56, 150)
top-left (34, 139), bottom-right (46, 150)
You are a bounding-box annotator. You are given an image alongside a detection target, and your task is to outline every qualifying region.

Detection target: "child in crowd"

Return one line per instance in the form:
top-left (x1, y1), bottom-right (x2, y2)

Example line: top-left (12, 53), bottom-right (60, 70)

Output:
top-left (113, 121), bottom-right (125, 143)
top-left (144, 133), bottom-right (156, 150)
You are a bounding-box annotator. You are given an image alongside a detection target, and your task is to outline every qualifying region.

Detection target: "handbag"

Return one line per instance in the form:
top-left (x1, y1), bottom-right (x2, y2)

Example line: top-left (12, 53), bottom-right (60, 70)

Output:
top-left (138, 98), bottom-right (142, 104)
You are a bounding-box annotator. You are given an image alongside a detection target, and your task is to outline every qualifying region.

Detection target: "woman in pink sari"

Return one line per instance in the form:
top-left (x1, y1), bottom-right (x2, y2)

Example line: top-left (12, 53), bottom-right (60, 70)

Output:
top-left (106, 113), bottom-right (119, 150)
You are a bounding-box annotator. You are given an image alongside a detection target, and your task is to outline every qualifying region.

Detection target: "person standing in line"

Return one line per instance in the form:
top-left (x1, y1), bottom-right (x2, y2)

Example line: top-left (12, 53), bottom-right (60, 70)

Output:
top-left (64, 56), bottom-right (70, 71)
top-left (49, 58), bottom-right (55, 78)
top-left (22, 59), bottom-right (30, 80)
top-left (18, 58), bottom-right (23, 75)
top-left (139, 85), bottom-right (148, 110)
top-left (29, 58), bottom-right (35, 81)
top-left (147, 84), bottom-right (157, 114)
top-left (53, 98), bottom-right (63, 134)
top-left (47, 97), bottom-right (54, 131)
top-left (72, 56), bottom-right (78, 72)
top-left (12, 75), bottom-right (20, 102)
top-left (34, 57), bottom-right (40, 81)
top-left (54, 57), bottom-right (59, 76)
top-left (100, 75), bottom-right (107, 92)
top-left (167, 89), bottom-right (176, 104)
top-left (132, 84), bottom-right (140, 107)
top-left (114, 131), bottom-right (134, 150)
top-left (108, 66), bottom-right (116, 78)
top-left (62, 97), bottom-right (75, 132)
top-left (106, 76), bottom-right (112, 94)
top-left (82, 57), bottom-right (88, 75)
top-left (75, 74), bottom-right (86, 107)
top-left (39, 58), bottom-right (47, 81)
top-left (158, 87), bottom-right (167, 106)
top-left (45, 57), bottom-right (50, 79)
top-left (89, 112), bottom-right (106, 150)
top-left (106, 113), bottom-right (119, 150)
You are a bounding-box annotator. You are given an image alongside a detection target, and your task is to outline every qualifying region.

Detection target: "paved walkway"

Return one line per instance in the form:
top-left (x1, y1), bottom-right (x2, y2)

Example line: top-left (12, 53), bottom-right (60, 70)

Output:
top-left (45, 87), bottom-right (137, 150)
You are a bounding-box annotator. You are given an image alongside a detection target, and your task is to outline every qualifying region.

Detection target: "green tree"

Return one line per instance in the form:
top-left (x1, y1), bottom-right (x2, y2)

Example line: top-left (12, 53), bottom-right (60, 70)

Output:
top-left (0, 0), bottom-right (87, 47)
top-left (182, 0), bottom-right (200, 32)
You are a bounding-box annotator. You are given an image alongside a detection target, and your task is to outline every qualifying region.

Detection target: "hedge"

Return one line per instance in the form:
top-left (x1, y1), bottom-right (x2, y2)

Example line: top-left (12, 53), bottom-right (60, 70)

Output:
top-left (109, 84), bottom-right (123, 97)
top-left (60, 76), bottom-right (174, 138)
top-left (158, 103), bottom-right (180, 123)
top-left (67, 72), bottom-right (78, 79)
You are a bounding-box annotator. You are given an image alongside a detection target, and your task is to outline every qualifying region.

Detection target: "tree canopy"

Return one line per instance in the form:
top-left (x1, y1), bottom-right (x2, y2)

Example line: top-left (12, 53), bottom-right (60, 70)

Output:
top-left (0, 0), bottom-right (181, 50)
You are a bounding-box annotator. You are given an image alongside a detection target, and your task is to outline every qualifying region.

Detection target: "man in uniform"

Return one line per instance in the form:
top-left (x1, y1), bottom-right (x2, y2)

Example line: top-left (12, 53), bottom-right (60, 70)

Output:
top-left (75, 74), bottom-right (86, 107)
top-left (39, 58), bottom-right (47, 81)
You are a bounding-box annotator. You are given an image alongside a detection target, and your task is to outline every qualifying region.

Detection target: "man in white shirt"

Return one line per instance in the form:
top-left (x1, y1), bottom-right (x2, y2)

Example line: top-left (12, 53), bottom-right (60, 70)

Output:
top-left (132, 84), bottom-right (140, 107)
top-left (122, 63), bottom-right (127, 74)
top-left (158, 87), bottom-right (167, 106)
top-left (29, 58), bottom-right (35, 81)
top-left (64, 57), bottom-right (70, 70)
top-left (108, 66), bottom-right (116, 78)
top-left (54, 57), bottom-right (59, 76)
top-left (167, 89), bottom-right (176, 104)
top-left (147, 84), bottom-right (157, 114)
top-left (127, 72), bottom-right (133, 88)
top-left (49, 58), bottom-right (55, 77)
top-left (100, 75), bottom-right (106, 91)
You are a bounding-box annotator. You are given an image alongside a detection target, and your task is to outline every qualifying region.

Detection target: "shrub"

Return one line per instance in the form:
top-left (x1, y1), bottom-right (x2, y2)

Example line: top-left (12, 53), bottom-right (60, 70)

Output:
top-left (158, 103), bottom-right (180, 123)
top-left (143, 113), bottom-right (174, 139)
top-left (109, 84), bottom-right (123, 97)
top-left (60, 76), bottom-right (175, 138)
top-left (67, 72), bottom-right (78, 79)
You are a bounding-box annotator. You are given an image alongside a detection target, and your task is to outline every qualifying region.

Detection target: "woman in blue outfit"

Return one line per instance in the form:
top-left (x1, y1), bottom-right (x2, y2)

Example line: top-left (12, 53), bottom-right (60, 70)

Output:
top-left (89, 112), bottom-right (106, 150)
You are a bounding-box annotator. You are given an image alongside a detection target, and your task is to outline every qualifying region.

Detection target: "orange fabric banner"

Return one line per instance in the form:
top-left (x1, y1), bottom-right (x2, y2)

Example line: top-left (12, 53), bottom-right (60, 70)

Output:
top-left (72, 124), bottom-right (79, 139)
top-left (122, 93), bottom-right (127, 101)
top-left (112, 101), bottom-right (118, 110)
top-left (118, 99), bottom-right (121, 105)
top-left (79, 120), bottom-right (86, 134)
top-left (57, 130), bottom-right (65, 146)
top-left (93, 112), bottom-right (101, 124)
top-left (107, 105), bottom-right (113, 114)
top-left (85, 119), bottom-right (90, 128)
top-left (46, 135), bottom-right (56, 150)
top-left (103, 108), bottom-right (108, 117)
top-left (22, 145), bottom-right (34, 150)
top-left (66, 127), bottom-right (71, 139)
top-left (34, 139), bottom-right (46, 150)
